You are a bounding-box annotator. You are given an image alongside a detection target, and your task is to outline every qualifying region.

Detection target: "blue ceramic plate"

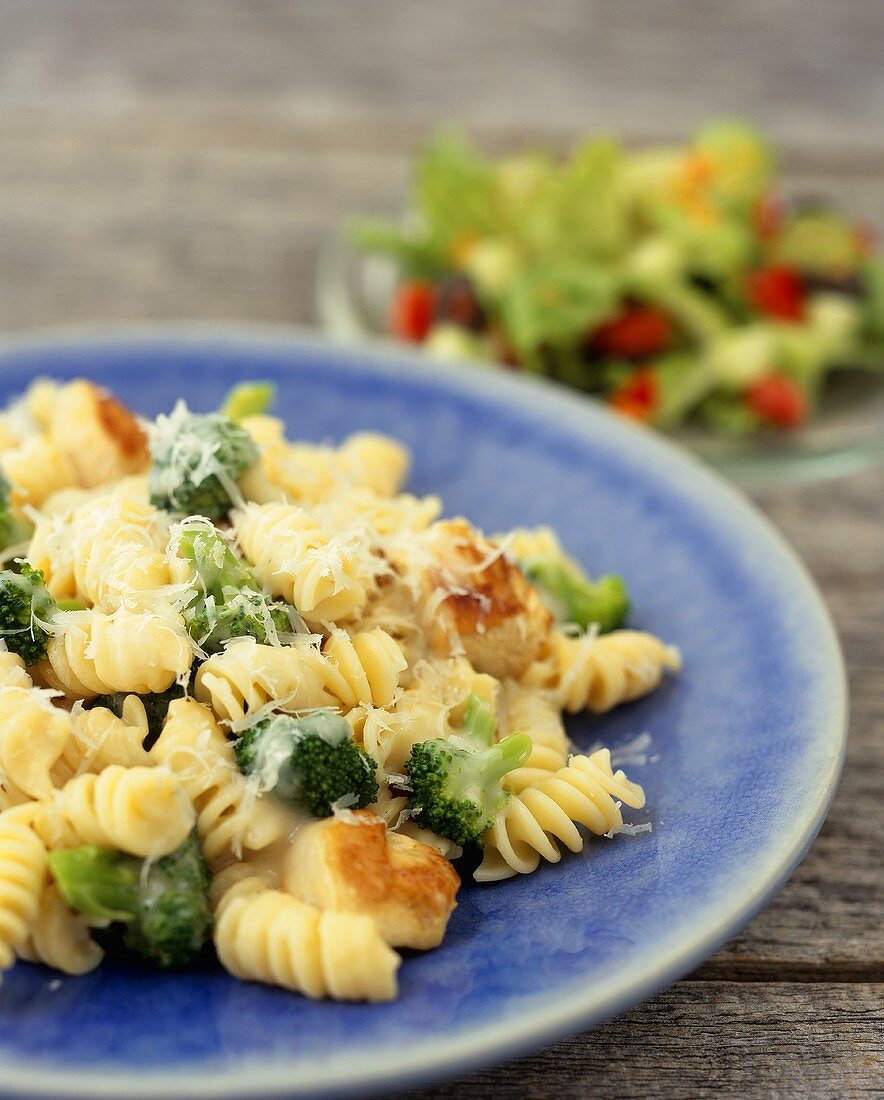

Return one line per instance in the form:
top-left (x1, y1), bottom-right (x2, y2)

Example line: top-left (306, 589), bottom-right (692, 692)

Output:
top-left (0, 329), bottom-right (846, 1099)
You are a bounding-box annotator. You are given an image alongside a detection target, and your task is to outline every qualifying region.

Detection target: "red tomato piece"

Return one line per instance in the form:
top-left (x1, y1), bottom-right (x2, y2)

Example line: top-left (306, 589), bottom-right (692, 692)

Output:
top-left (591, 305), bottom-right (673, 359)
top-left (745, 265), bottom-right (806, 321)
top-left (746, 373), bottom-right (808, 429)
top-left (389, 281), bottom-right (435, 343)
top-left (609, 368), bottom-right (660, 422)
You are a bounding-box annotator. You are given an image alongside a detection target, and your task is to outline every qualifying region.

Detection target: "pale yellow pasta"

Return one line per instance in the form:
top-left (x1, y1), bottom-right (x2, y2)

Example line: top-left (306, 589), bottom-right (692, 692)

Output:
top-left (193, 627), bottom-right (403, 722)
top-left (239, 428), bottom-right (408, 508)
top-left (336, 432), bottom-right (410, 497)
top-left (17, 883), bottom-right (103, 976)
top-left (0, 804), bottom-right (48, 972)
top-left (54, 706), bottom-right (152, 781)
top-left (1, 434), bottom-right (77, 510)
top-left (320, 628), bottom-right (406, 709)
top-left (311, 487), bottom-right (442, 539)
top-left (34, 764), bottom-right (195, 859)
top-left (0, 683), bottom-right (73, 799)
top-left (498, 681), bottom-right (570, 793)
top-left (151, 698), bottom-right (289, 868)
top-left (66, 493), bottom-right (171, 611)
top-left (21, 378), bottom-right (60, 431)
top-left (0, 650), bottom-right (32, 690)
top-left (41, 607), bottom-right (193, 699)
top-left (194, 639), bottom-right (336, 726)
top-left (499, 525), bottom-right (566, 564)
top-left (214, 885), bottom-right (400, 1002)
top-left (476, 750), bottom-right (646, 882)
top-left (235, 502), bottom-right (376, 623)
top-left (522, 629), bottom-right (681, 713)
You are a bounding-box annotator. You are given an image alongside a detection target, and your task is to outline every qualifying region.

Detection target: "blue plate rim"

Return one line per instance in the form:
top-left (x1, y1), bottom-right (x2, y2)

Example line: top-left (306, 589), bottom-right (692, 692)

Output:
top-left (0, 323), bottom-right (847, 1100)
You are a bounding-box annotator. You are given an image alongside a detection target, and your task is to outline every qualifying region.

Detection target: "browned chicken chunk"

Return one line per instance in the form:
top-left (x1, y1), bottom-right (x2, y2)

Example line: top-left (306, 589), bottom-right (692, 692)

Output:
top-left (51, 380), bottom-right (149, 488)
top-left (284, 811), bottom-right (460, 950)
top-left (424, 520), bottom-right (552, 680)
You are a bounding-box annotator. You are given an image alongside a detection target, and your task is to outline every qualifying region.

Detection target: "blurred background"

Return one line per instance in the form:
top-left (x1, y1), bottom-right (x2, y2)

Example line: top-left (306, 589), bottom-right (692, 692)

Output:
top-left (0, 0), bottom-right (881, 332)
top-left (1, 3), bottom-right (881, 1096)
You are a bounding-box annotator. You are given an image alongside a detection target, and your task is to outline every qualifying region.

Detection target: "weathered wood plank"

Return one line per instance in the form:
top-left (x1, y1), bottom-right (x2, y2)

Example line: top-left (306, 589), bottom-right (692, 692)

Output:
top-left (389, 983), bottom-right (884, 1099)
top-left (1, 0), bottom-right (883, 156)
top-left (0, 118), bottom-right (880, 338)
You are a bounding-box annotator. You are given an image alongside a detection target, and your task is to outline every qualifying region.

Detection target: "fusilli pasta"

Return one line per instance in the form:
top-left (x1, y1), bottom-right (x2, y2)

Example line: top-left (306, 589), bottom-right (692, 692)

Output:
top-left (214, 885), bottom-right (400, 1002)
top-left (0, 804), bottom-right (48, 972)
top-left (522, 630), bottom-right (681, 713)
top-left (151, 698), bottom-right (289, 868)
top-left (0, 683), bottom-right (72, 799)
top-left (476, 749), bottom-right (646, 881)
top-left (34, 764), bottom-right (195, 858)
top-left (235, 501), bottom-right (377, 623)
top-left (40, 608), bottom-right (193, 698)
top-left (17, 883), bottom-right (103, 976)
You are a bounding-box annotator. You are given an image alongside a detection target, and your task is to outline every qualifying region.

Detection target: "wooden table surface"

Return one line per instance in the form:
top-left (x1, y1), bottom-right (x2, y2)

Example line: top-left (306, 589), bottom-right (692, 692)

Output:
top-left (0, 3), bottom-right (881, 1095)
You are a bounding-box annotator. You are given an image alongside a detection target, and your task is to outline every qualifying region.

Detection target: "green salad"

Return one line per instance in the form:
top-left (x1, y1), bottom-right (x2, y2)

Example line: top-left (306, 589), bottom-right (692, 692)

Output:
top-left (351, 122), bottom-right (884, 433)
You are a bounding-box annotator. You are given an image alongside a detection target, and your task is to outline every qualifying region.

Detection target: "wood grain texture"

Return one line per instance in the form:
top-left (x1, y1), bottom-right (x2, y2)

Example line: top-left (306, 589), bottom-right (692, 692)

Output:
top-left (0, 2), bottom-right (881, 1094)
top-left (390, 984), bottom-right (883, 1099)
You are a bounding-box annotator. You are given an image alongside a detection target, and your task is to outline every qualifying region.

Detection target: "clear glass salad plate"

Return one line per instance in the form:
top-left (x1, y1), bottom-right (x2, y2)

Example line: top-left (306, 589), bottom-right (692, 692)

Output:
top-left (0, 327), bottom-right (846, 1099)
top-left (317, 235), bottom-right (884, 486)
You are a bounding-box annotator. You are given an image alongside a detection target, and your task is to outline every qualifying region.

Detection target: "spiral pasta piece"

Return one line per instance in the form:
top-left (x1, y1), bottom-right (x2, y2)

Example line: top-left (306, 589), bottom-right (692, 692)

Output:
top-left (67, 493), bottom-right (171, 611)
top-left (498, 682), bottom-right (570, 794)
top-left (0, 804), bottom-right (48, 972)
top-left (35, 764), bottom-right (195, 859)
top-left (214, 887), bottom-right (400, 1002)
top-left (1, 434), bottom-right (78, 509)
top-left (522, 630), bottom-right (681, 714)
top-left (151, 698), bottom-right (289, 868)
top-left (41, 608), bottom-right (193, 699)
top-left (0, 651), bottom-right (33, 690)
top-left (320, 628), bottom-right (407, 709)
top-left (0, 684), bottom-right (73, 799)
top-left (194, 639), bottom-right (335, 726)
top-left (475, 749), bottom-right (646, 882)
top-left (336, 432), bottom-right (410, 498)
top-left (54, 706), bottom-right (152, 782)
top-left (17, 883), bottom-right (103, 976)
top-left (235, 502), bottom-right (375, 623)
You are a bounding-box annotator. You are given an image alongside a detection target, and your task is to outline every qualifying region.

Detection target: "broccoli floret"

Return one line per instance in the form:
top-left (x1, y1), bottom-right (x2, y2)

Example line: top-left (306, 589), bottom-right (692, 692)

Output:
top-left (92, 682), bottom-right (186, 749)
top-left (0, 562), bottom-right (56, 664)
top-left (49, 832), bottom-right (212, 969)
top-left (235, 711), bottom-right (379, 819)
top-left (405, 733), bottom-right (532, 848)
top-left (176, 518), bottom-right (296, 652)
top-left (521, 558), bottom-right (629, 634)
top-left (0, 470), bottom-right (32, 552)
top-left (148, 401), bottom-right (258, 520)
top-left (219, 381), bottom-right (276, 421)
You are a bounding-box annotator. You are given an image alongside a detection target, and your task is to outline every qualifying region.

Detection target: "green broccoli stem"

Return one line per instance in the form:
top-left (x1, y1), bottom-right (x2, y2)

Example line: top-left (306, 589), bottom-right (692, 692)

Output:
top-left (461, 692), bottom-right (495, 747)
top-left (475, 733), bottom-right (533, 787)
top-left (49, 846), bottom-right (141, 921)
top-left (50, 835), bottom-right (213, 969)
top-left (56, 598), bottom-right (87, 612)
top-left (220, 381), bottom-right (276, 421)
top-left (523, 558), bottom-right (629, 634)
